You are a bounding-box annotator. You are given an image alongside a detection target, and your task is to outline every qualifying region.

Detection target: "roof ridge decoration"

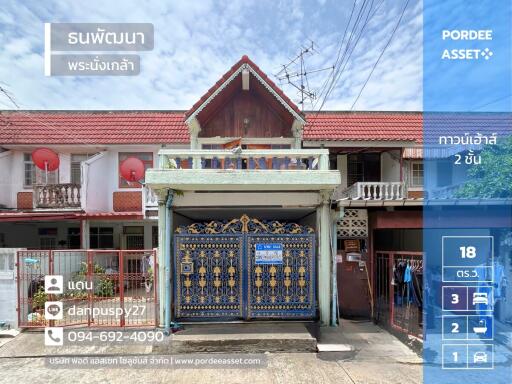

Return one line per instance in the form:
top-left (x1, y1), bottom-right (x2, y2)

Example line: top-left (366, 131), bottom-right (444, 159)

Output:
top-left (185, 56), bottom-right (306, 126)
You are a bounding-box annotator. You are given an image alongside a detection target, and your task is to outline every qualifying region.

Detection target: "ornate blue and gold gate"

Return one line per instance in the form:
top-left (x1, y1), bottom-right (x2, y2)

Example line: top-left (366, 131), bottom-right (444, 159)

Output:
top-left (174, 215), bottom-right (316, 320)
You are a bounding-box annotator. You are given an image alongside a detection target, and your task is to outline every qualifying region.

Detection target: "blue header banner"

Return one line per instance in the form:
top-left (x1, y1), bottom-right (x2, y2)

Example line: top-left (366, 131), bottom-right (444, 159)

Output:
top-left (423, 1), bottom-right (512, 383)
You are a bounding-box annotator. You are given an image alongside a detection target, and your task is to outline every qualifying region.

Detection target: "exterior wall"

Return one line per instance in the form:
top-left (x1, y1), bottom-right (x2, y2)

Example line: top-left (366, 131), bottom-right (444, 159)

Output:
top-left (337, 155), bottom-right (348, 190)
top-left (173, 191), bottom-right (319, 208)
top-left (0, 151), bottom-right (13, 208)
top-left (0, 145), bottom-right (186, 213)
top-left (0, 248), bottom-right (19, 328)
top-left (7, 152), bottom-right (25, 209)
top-left (82, 152), bottom-right (110, 212)
top-left (195, 71), bottom-right (296, 139)
top-left (380, 150), bottom-right (401, 182)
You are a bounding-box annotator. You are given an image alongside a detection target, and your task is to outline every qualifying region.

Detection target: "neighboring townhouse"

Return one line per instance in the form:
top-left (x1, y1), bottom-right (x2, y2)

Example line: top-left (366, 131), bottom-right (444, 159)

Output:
top-left (0, 111), bottom-right (188, 251)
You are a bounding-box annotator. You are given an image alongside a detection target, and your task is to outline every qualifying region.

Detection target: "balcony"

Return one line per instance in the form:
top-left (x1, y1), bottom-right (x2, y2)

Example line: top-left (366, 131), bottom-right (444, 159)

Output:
top-left (427, 183), bottom-right (462, 200)
top-left (145, 149), bottom-right (341, 192)
top-left (337, 182), bottom-right (407, 201)
top-left (33, 184), bottom-right (81, 209)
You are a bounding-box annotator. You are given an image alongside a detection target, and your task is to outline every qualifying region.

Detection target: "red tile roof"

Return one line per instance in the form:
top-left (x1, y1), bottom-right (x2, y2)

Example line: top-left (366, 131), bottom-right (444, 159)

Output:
top-left (185, 55), bottom-right (304, 119)
top-left (304, 111), bottom-right (422, 142)
top-left (0, 110), bottom-right (425, 145)
top-left (0, 111), bottom-right (189, 145)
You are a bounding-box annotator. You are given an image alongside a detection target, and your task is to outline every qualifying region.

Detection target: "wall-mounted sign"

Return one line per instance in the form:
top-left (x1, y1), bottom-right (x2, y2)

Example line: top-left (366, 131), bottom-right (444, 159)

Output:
top-left (255, 243), bottom-right (283, 265)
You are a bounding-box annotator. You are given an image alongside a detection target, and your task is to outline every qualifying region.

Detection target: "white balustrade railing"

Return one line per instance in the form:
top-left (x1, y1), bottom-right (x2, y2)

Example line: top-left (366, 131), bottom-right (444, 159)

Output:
top-left (157, 149), bottom-right (330, 171)
top-left (339, 182), bottom-right (407, 200)
top-left (33, 184), bottom-right (81, 209)
top-left (428, 183), bottom-right (463, 199)
top-left (143, 186), bottom-right (158, 208)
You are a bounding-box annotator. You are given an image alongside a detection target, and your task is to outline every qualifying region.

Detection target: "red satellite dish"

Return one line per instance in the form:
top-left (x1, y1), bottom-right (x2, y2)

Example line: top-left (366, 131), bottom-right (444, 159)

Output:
top-left (31, 148), bottom-right (60, 171)
top-left (120, 157), bottom-right (145, 182)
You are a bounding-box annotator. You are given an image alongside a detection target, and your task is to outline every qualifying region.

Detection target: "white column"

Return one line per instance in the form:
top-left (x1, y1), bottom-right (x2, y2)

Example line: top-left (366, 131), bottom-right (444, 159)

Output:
top-left (291, 119), bottom-right (304, 149)
top-left (187, 117), bottom-right (202, 150)
top-left (156, 190), bottom-right (167, 327)
top-left (317, 191), bottom-right (332, 325)
top-left (81, 219), bottom-right (90, 249)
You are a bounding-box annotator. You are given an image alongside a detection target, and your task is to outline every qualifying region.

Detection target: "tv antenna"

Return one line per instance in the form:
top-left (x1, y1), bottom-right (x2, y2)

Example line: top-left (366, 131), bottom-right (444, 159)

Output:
top-left (275, 41), bottom-right (334, 111)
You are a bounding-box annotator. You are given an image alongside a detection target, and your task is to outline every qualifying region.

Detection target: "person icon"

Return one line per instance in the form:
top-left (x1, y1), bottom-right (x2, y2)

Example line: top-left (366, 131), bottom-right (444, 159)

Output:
top-left (44, 275), bottom-right (63, 294)
top-left (48, 278), bottom-right (59, 291)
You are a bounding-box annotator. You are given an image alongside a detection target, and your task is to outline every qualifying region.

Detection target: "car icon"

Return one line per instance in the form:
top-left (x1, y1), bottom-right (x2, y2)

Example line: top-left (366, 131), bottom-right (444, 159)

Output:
top-left (473, 351), bottom-right (488, 363)
top-left (472, 292), bottom-right (489, 306)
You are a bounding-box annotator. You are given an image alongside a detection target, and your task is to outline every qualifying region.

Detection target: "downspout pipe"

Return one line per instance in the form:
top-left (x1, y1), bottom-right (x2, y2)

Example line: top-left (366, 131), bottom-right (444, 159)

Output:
top-left (331, 211), bottom-right (338, 327)
top-left (164, 190), bottom-right (174, 335)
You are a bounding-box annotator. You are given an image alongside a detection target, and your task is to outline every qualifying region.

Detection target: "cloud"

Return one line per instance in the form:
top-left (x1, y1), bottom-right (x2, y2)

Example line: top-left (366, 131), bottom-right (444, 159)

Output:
top-left (0, 0), bottom-right (423, 111)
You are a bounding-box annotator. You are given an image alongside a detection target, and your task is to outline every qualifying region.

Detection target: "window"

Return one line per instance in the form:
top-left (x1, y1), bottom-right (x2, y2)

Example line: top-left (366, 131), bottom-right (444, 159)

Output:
top-left (71, 154), bottom-right (96, 184)
top-left (67, 227), bottom-right (81, 249)
top-left (411, 162), bottom-right (424, 187)
top-left (24, 153), bottom-right (59, 187)
top-left (123, 226), bottom-right (144, 249)
top-left (347, 153), bottom-right (381, 186)
top-left (118, 152), bottom-right (153, 188)
top-left (90, 227), bottom-right (114, 249)
top-left (40, 237), bottom-right (56, 250)
top-left (152, 226), bottom-right (158, 248)
top-left (0, 251), bottom-right (14, 272)
top-left (23, 154), bottom-right (36, 187)
top-left (38, 228), bottom-right (57, 249)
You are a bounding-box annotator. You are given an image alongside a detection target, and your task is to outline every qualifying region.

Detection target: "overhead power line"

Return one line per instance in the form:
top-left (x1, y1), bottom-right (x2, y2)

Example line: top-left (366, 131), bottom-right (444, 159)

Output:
top-left (350, 0), bottom-right (411, 110)
top-left (314, 0), bottom-right (384, 115)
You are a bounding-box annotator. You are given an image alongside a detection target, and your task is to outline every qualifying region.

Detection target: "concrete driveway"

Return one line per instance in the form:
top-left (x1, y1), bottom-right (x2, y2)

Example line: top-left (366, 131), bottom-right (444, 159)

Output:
top-left (0, 320), bottom-right (422, 384)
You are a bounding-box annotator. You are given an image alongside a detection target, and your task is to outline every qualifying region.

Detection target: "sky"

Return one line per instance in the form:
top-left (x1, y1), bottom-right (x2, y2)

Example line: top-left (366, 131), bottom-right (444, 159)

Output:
top-left (0, 0), bottom-right (422, 111)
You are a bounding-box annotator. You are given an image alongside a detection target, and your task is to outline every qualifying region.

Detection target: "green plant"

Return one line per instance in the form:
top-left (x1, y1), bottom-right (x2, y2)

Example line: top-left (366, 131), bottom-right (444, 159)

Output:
top-left (32, 287), bottom-right (48, 310)
top-left (146, 266), bottom-right (154, 284)
top-left (456, 136), bottom-right (512, 198)
top-left (95, 278), bottom-right (115, 297)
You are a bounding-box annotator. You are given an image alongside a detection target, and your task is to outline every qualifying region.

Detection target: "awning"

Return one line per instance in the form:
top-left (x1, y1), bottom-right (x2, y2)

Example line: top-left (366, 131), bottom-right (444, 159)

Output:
top-left (0, 211), bottom-right (143, 222)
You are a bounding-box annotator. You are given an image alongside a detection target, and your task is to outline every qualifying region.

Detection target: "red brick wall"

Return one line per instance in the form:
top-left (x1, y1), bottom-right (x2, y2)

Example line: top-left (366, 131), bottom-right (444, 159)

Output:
top-left (113, 191), bottom-right (142, 212)
top-left (408, 190), bottom-right (423, 199)
top-left (17, 192), bottom-right (33, 210)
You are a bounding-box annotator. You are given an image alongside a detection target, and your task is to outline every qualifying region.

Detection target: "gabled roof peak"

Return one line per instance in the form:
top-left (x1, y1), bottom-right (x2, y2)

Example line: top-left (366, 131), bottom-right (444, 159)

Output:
top-left (185, 55), bottom-right (305, 124)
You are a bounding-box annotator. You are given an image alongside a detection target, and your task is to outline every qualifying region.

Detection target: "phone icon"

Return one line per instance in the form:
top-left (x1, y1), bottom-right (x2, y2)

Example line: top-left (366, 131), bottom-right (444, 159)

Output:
top-left (44, 327), bottom-right (63, 346)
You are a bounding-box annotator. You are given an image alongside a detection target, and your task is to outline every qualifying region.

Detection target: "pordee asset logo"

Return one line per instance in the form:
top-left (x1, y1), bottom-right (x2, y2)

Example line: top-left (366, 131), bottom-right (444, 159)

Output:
top-left (441, 29), bottom-right (494, 60)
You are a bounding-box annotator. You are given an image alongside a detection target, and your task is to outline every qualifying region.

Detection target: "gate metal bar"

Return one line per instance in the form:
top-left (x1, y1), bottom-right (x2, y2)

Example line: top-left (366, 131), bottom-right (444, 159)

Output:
top-left (174, 234), bottom-right (316, 320)
top-left (17, 249), bottom-right (158, 328)
top-left (375, 251), bottom-right (423, 339)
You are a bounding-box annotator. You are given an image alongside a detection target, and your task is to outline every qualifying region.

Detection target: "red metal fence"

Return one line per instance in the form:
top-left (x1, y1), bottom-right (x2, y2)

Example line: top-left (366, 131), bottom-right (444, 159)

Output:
top-left (17, 249), bottom-right (158, 328)
top-left (375, 251), bottom-right (423, 339)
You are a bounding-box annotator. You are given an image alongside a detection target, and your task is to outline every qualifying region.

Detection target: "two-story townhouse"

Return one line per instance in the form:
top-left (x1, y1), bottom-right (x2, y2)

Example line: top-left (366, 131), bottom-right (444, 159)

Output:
top-left (0, 55), bottom-right (428, 331)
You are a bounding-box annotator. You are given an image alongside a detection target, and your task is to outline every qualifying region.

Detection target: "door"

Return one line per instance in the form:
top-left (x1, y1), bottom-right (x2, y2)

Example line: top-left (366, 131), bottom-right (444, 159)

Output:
top-left (174, 215), bottom-right (316, 320)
